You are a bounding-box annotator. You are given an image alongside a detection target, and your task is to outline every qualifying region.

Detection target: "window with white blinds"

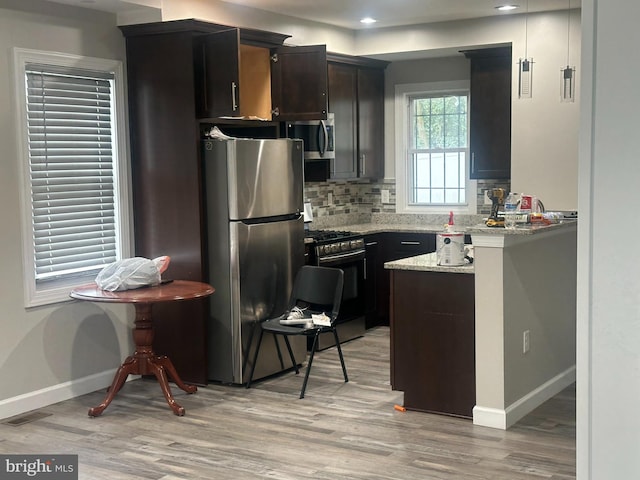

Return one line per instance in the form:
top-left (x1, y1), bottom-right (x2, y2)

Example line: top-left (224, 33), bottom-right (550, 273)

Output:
top-left (14, 48), bottom-right (130, 307)
top-left (26, 66), bottom-right (118, 282)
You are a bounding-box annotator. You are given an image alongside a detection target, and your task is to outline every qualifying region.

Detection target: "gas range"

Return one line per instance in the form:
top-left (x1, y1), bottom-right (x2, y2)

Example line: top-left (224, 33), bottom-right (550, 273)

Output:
top-left (303, 228), bottom-right (367, 349)
top-left (305, 230), bottom-right (365, 263)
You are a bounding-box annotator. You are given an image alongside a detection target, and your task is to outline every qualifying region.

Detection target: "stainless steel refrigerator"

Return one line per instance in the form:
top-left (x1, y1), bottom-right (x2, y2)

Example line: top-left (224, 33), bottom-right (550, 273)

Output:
top-left (203, 138), bottom-right (306, 384)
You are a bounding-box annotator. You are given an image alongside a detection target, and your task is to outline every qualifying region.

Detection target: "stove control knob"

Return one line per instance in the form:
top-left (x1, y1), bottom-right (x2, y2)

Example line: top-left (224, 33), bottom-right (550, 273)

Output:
top-left (341, 241), bottom-right (350, 251)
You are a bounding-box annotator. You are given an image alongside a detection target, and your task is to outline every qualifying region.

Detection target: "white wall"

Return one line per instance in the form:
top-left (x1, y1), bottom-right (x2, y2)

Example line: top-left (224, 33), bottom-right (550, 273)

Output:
top-left (160, 0), bottom-right (355, 53)
top-left (357, 11), bottom-right (581, 211)
top-left (0, 0), bottom-right (132, 418)
top-left (578, 0), bottom-right (640, 478)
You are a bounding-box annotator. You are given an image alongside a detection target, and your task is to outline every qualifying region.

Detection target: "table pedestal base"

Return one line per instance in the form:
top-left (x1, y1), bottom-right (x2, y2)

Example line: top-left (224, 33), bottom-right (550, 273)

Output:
top-left (89, 303), bottom-right (197, 417)
top-left (88, 353), bottom-right (197, 417)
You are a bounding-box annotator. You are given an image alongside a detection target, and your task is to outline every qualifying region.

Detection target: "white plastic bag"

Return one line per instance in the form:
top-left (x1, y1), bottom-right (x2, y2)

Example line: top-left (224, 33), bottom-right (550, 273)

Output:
top-left (95, 256), bottom-right (170, 291)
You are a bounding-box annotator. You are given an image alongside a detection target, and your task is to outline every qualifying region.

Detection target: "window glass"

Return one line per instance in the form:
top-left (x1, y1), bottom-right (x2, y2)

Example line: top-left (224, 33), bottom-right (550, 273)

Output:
top-left (407, 92), bottom-right (469, 207)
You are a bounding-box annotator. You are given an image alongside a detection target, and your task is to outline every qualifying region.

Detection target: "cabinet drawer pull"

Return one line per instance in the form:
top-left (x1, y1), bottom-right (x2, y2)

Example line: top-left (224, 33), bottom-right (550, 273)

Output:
top-left (366, 241), bottom-right (378, 246)
top-left (400, 241), bottom-right (420, 245)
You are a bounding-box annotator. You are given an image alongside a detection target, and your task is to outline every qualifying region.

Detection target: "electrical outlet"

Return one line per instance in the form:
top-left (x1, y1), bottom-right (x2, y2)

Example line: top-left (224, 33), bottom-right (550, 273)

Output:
top-left (327, 192), bottom-right (333, 206)
top-left (523, 330), bottom-right (530, 354)
top-left (381, 189), bottom-right (390, 204)
top-left (484, 190), bottom-right (493, 205)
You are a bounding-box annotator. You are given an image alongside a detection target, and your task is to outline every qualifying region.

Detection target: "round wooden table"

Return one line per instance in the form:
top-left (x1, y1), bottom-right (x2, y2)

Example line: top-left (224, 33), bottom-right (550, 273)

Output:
top-left (70, 280), bottom-right (215, 417)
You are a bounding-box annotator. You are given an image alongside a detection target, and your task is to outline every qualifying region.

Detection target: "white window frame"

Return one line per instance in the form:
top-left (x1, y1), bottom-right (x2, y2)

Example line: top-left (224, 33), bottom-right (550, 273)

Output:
top-left (13, 48), bottom-right (131, 308)
top-left (395, 81), bottom-right (477, 214)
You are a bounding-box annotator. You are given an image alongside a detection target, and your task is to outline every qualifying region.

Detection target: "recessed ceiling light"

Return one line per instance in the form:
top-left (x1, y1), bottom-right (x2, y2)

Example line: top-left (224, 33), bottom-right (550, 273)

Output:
top-left (360, 17), bottom-right (377, 25)
top-left (496, 5), bottom-right (519, 11)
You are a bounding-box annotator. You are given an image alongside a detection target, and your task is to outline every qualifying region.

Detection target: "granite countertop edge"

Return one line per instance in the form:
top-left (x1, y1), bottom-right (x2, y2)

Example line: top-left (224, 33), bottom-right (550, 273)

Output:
top-left (384, 252), bottom-right (474, 274)
top-left (333, 220), bottom-right (577, 236)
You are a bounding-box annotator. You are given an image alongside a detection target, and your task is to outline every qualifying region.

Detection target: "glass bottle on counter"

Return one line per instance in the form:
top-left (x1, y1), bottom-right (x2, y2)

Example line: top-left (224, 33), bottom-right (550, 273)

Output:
top-left (504, 192), bottom-right (519, 230)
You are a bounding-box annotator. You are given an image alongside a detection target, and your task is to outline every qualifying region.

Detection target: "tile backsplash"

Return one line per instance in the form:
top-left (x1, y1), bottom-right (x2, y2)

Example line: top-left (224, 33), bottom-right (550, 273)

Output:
top-left (304, 178), bottom-right (509, 227)
top-left (304, 179), bottom-right (393, 228)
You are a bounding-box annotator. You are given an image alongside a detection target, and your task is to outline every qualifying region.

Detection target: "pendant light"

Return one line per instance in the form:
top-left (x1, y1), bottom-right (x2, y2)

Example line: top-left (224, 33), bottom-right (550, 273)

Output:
top-left (561, 0), bottom-right (576, 102)
top-left (518, 0), bottom-right (534, 99)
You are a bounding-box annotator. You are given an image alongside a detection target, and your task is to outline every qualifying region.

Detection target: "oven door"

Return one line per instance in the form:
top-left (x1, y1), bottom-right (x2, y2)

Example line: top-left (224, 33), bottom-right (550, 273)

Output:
top-left (316, 249), bottom-right (365, 323)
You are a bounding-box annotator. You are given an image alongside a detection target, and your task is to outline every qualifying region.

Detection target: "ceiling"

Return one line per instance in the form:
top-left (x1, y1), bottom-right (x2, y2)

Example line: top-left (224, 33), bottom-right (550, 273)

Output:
top-left (216, 0), bottom-right (579, 30)
top-left (45, 0), bottom-right (580, 30)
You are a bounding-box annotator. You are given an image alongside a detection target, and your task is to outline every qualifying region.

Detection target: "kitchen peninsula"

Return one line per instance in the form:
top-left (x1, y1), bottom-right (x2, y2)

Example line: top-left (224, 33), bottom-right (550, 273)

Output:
top-left (386, 252), bottom-right (475, 419)
top-left (382, 220), bottom-right (577, 429)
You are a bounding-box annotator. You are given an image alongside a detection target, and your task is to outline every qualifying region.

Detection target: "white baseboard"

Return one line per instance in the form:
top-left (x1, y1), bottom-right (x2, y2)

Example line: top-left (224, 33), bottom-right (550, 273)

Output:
top-left (473, 365), bottom-right (576, 430)
top-left (473, 405), bottom-right (508, 429)
top-left (0, 370), bottom-right (139, 421)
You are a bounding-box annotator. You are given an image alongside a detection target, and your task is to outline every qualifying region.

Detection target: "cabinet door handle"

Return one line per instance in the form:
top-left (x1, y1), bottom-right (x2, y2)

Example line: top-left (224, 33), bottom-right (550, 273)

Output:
top-left (471, 152), bottom-right (475, 173)
top-left (360, 153), bottom-right (366, 176)
top-left (231, 81), bottom-right (238, 112)
top-left (400, 241), bottom-right (420, 245)
top-left (364, 257), bottom-right (367, 280)
top-left (201, 45), bottom-right (209, 113)
top-left (366, 241), bottom-right (378, 246)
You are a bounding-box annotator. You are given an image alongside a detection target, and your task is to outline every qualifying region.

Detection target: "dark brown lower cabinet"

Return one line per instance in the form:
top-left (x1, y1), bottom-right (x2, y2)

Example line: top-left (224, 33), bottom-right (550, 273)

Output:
top-left (375, 233), bottom-right (437, 327)
top-left (390, 270), bottom-right (475, 418)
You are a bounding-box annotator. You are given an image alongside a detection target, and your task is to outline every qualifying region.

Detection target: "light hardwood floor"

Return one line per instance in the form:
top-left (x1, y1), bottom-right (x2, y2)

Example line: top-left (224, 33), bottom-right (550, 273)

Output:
top-left (0, 327), bottom-right (575, 479)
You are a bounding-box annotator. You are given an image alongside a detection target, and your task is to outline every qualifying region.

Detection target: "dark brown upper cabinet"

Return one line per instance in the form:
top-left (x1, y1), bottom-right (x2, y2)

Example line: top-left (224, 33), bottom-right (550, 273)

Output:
top-left (327, 54), bottom-right (388, 180)
top-left (464, 46), bottom-right (512, 180)
top-left (193, 29), bottom-right (240, 118)
top-left (194, 29), bottom-right (327, 121)
top-left (357, 66), bottom-right (385, 179)
top-left (271, 45), bottom-right (328, 121)
top-left (327, 62), bottom-right (358, 179)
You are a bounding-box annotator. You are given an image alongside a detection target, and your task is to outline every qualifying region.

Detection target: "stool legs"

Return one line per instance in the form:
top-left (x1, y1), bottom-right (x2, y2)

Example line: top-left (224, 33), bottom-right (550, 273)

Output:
top-left (246, 326), bottom-right (348, 399)
top-left (246, 328), bottom-right (264, 389)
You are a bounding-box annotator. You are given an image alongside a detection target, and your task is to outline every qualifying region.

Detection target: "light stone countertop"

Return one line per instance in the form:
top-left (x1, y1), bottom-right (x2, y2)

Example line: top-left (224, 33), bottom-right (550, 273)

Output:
top-left (327, 220), bottom-right (577, 237)
top-left (384, 252), bottom-right (475, 274)
top-left (465, 220), bottom-right (577, 235)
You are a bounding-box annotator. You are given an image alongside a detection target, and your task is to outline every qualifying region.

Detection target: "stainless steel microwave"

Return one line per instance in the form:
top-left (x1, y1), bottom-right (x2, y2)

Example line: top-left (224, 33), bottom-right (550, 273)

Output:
top-left (287, 113), bottom-right (335, 160)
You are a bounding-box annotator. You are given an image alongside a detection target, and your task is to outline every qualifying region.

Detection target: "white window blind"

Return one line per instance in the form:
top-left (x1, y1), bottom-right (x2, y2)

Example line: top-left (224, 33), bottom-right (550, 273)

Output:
top-left (25, 65), bottom-right (118, 283)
